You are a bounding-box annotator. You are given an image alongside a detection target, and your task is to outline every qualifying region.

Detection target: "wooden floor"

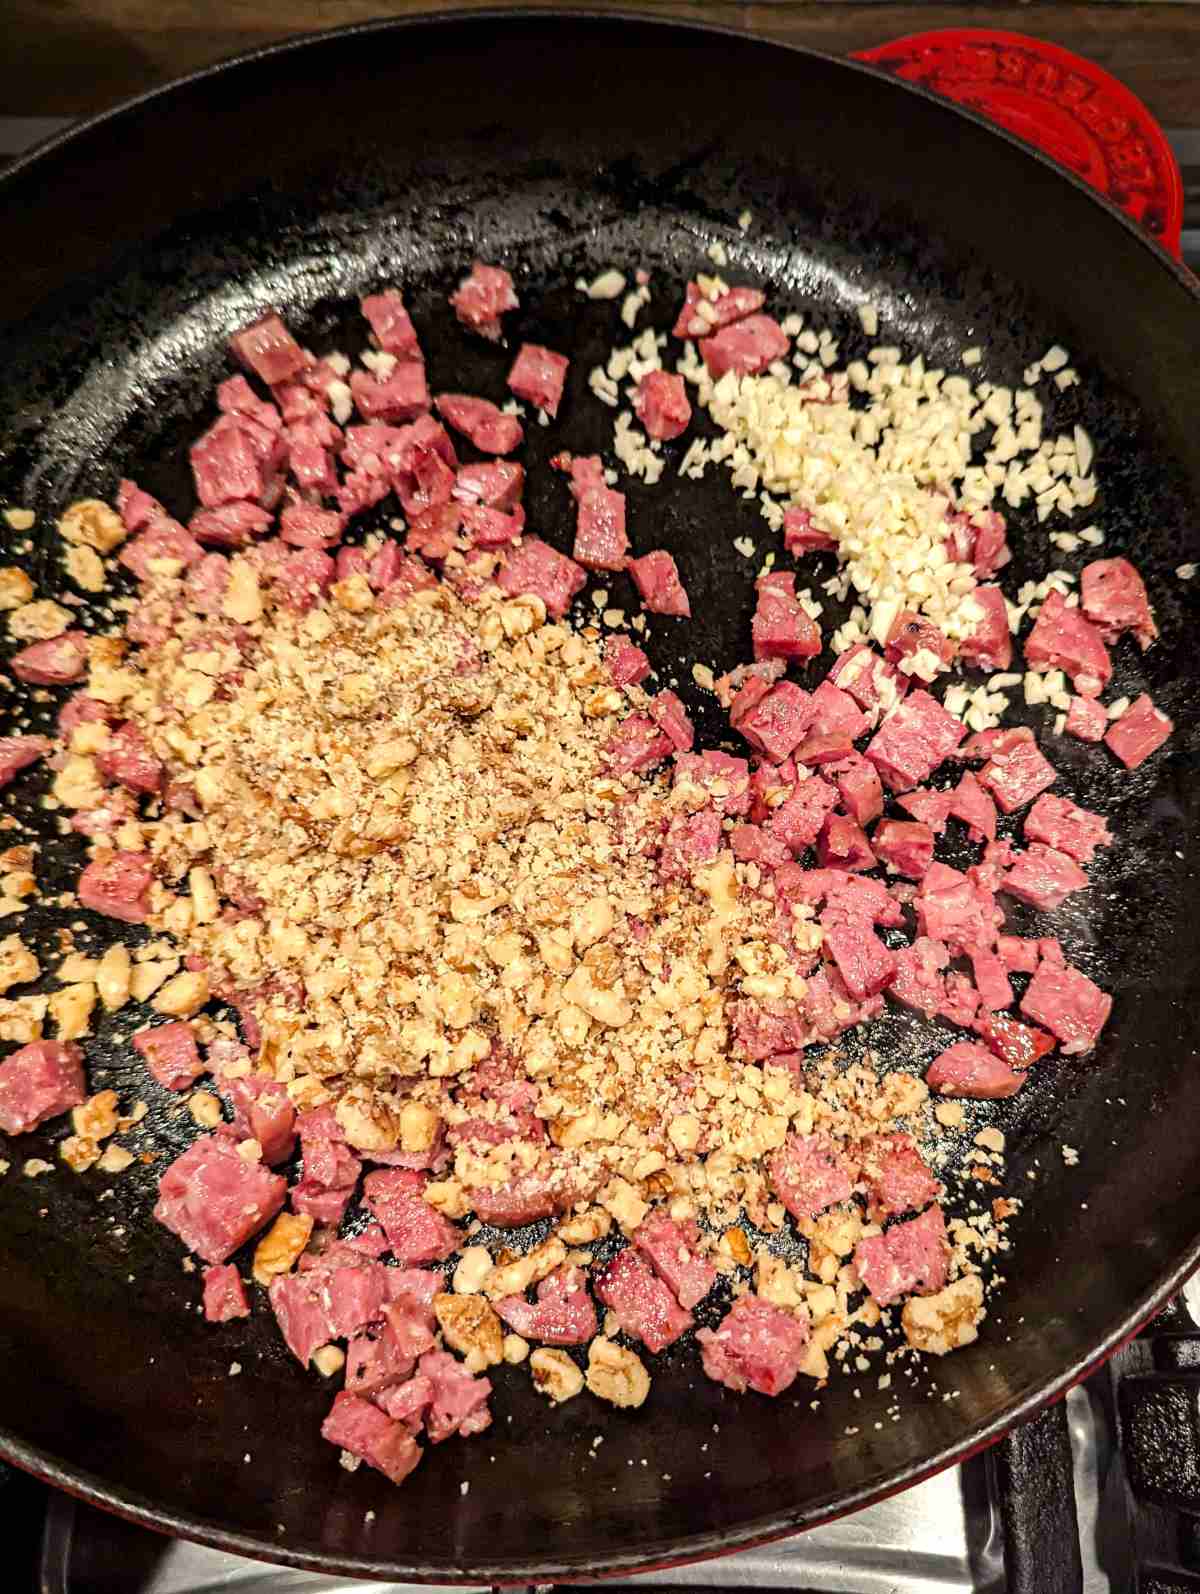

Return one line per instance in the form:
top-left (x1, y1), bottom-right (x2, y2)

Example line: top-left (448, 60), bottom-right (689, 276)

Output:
top-left (8, 0), bottom-right (1200, 124)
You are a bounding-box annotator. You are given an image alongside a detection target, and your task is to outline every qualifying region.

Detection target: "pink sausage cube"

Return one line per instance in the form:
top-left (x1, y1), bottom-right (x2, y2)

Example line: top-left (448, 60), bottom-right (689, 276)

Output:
top-left (594, 1246), bottom-right (692, 1352)
top-left (980, 733), bottom-right (1057, 814)
top-left (633, 1214), bottom-right (716, 1309)
top-left (752, 572), bottom-right (821, 662)
top-left (634, 371), bottom-right (692, 440)
top-left (362, 1169), bottom-right (460, 1265)
top-left (1024, 588), bottom-right (1111, 695)
top-left (738, 681), bottom-right (814, 762)
top-left (0, 736), bottom-right (51, 788)
top-left (768, 1132), bottom-right (854, 1222)
top-left (77, 850), bottom-right (155, 923)
top-left (672, 282), bottom-right (764, 340)
top-left (434, 394), bottom-right (522, 454)
top-left (229, 312), bottom-right (306, 386)
top-left (604, 634), bottom-right (651, 687)
top-left (1065, 695), bottom-right (1108, 743)
top-left (1080, 557), bottom-right (1157, 648)
top-left (351, 364), bottom-right (431, 424)
top-left (926, 1040), bottom-right (1025, 1098)
top-left (450, 262), bottom-right (518, 341)
top-left (320, 1391), bottom-right (422, 1484)
top-left (1020, 958), bottom-right (1112, 1055)
top-left (497, 536), bottom-right (586, 619)
top-left (829, 755), bottom-right (883, 827)
top-left (0, 1040), bottom-right (86, 1135)
top-left (701, 314), bottom-right (789, 379)
top-left (573, 487), bottom-right (628, 571)
top-left (453, 461), bottom-right (524, 512)
top-left (202, 1263), bottom-right (250, 1323)
top-left (697, 1294), bottom-right (810, 1397)
top-left (865, 689), bottom-right (966, 793)
top-left (1104, 693), bottom-right (1172, 769)
top-left (628, 550), bottom-right (690, 617)
top-left (861, 1133), bottom-right (941, 1221)
top-left (873, 818), bottom-right (934, 880)
top-left (1024, 793), bottom-right (1111, 864)
top-left (507, 343), bottom-right (569, 417)
top-left (133, 1022), bottom-right (204, 1091)
top-left (153, 1134), bottom-right (286, 1263)
top-left (361, 290), bottom-right (422, 360)
top-left (823, 920), bottom-right (896, 1001)
top-left (783, 506), bottom-right (836, 555)
top-left (10, 631), bottom-right (89, 686)
top-left (853, 1206), bottom-right (950, 1307)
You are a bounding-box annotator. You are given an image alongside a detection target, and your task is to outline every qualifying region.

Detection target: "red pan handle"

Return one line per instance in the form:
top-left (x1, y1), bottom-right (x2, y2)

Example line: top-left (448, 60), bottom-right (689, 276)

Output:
top-left (854, 29), bottom-right (1184, 261)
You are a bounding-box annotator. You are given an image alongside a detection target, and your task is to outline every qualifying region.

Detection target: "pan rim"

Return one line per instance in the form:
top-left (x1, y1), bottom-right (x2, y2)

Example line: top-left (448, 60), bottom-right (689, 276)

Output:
top-left (2, 6), bottom-right (1199, 1581)
top-left (3, 5), bottom-right (1198, 308)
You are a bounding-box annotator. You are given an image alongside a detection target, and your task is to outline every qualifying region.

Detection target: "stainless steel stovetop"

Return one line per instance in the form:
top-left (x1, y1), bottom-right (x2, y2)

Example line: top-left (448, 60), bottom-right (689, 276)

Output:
top-left (41, 1379), bottom-right (1122, 1593)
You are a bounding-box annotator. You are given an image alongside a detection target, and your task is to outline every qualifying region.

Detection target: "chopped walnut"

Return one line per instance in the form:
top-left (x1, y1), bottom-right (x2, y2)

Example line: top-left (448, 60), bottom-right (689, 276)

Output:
top-left (502, 1333), bottom-right (530, 1365)
top-left (72, 1090), bottom-right (119, 1143)
top-left (60, 1135), bottom-right (102, 1173)
top-left (97, 1143), bottom-right (135, 1174)
top-left (557, 1206), bottom-right (612, 1244)
top-left (0, 567), bottom-right (34, 609)
top-left (530, 1347), bottom-right (584, 1404)
top-left (668, 1113), bottom-right (701, 1153)
top-left (562, 962), bottom-right (631, 1028)
top-left (312, 1345), bottom-right (346, 1377)
top-left (483, 1237), bottom-right (566, 1301)
top-left (64, 545), bottom-right (106, 593)
top-left (434, 1292), bottom-right (504, 1370)
top-left (755, 1250), bottom-right (806, 1312)
top-left (95, 944), bottom-right (132, 1009)
top-left (425, 1177), bottom-right (471, 1219)
top-left (187, 868), bottom-right (219, 926)
top-left (48, 982), bottom-right (96, 1041)
top-left (452, 1245), bottom-right (493, 1295)
top-left (129, 959), bottom-right (177, 1003)
top-left (252, 1212), bottom-right (314, 1287)
top-left (223, 558), bottom-right (263, 624)
top-left (572, 896), bottom-right (614, 950)
top-left (117, 1100), bottom-right (148, 1131)
top-left (52, 755), bottom-right (106, 811)
top-left (0, 935), bottom-right (38, 995)
top-left (7, 599), bottom-right (71, 641)
top-left (806, 1206), bottom-right (865, 1283)
top-left (795, 1338), bottom-right (830, 1382)
top-left (151, 970), bottom-right (209, 1018)
top-left (58, 498), bottom-right (126, 552)
top-left (0, 995), bottom-right (48, 1043)
top-left (902, 1274), bottom-right (985, 1355)
top-left (723, 1226), bottom-right (751, 1265)
top-left (189, 1091), bottom-right (223, 1128)
top-left (334, 1093), bottom-right (400, 1153)
top-left (599, 1178), bottom-right (648, 1235)
top-left (585, 1338), bottom-right (650, 1409)
top-left (398, 1101), bottom-right (440, 1154)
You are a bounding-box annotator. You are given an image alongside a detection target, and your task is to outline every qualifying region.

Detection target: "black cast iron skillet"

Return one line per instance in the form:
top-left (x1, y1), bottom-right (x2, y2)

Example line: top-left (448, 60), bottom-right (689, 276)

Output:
top-left (1, 11), bottom-right (1199, 1583)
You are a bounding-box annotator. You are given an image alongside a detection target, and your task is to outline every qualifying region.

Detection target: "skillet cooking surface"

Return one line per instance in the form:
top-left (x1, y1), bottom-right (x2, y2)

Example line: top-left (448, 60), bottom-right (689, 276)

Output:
top-left (1, 12), bottom-right (1199, 1582)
